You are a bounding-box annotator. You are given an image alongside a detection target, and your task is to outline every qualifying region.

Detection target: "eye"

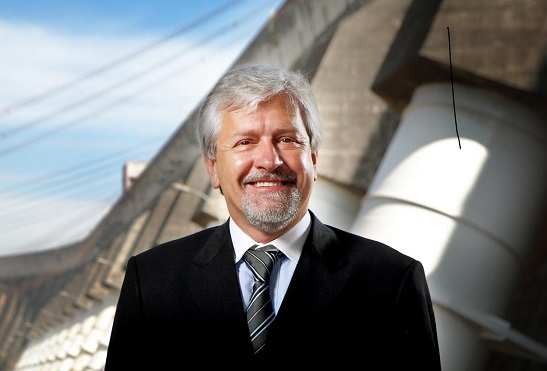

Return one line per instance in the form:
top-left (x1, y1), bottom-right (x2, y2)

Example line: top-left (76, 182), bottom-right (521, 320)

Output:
top-left (278, 137), bottom-right (304, 148)
top-left (238, 140), bottom-right (251, 146)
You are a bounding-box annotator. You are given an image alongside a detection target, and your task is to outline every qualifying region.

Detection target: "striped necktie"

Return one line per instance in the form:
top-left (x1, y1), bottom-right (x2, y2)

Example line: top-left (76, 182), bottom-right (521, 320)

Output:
top-left (243, 244), bottom-right (283, 354)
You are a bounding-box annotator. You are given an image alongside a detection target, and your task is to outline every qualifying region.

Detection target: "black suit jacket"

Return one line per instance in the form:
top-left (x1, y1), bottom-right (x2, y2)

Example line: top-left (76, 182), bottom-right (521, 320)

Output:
top-left (105, 212), bottom-right (441, 370)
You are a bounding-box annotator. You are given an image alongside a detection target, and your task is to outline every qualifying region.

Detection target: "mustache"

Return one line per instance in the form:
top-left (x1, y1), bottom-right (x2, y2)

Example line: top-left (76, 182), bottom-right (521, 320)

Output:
top-left (243, 170), bottom-right (297, 184)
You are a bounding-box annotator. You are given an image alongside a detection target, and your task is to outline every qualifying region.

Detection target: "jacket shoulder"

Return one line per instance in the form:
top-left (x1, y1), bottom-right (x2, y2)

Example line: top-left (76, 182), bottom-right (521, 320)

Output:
top-left (323, 222), bottom-right (418, 267)
top-left (134, 223), bottom-right (225, 262)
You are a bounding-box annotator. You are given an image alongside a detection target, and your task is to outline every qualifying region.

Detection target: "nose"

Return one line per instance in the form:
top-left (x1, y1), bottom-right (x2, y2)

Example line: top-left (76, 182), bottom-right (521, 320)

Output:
top-left (254, 140), bottom-right (283, 171)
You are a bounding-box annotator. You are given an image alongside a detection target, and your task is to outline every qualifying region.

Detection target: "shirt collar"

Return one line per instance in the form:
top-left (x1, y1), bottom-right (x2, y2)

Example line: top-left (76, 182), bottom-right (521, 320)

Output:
top-left (230, 211), bottom-right (311, 264)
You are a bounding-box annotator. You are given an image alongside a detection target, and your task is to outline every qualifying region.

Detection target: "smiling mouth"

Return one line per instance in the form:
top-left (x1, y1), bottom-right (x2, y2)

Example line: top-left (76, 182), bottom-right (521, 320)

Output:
top-left (253, 181), bottom-right (285, 187)
top-left (244, 171), bottom-right (297, 187)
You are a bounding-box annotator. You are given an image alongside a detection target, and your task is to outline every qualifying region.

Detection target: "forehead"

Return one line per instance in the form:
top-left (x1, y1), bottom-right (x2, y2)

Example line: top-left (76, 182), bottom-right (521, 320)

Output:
top-left (225, 95), bottom-right (301, 122)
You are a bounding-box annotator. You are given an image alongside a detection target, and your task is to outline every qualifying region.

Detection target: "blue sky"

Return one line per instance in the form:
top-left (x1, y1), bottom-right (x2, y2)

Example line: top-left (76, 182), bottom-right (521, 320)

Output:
top-left (0, 0), bottom-right (285, 255)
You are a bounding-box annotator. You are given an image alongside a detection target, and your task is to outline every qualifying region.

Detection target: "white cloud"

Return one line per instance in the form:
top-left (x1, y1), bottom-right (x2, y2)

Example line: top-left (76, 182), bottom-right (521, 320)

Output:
top-left (0, 20), bottom-right (240, 135)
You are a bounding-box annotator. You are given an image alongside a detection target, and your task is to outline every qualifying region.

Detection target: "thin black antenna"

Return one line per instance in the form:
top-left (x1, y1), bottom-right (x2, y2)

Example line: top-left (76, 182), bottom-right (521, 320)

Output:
top-left (447, 27), bottom-right (461, 149)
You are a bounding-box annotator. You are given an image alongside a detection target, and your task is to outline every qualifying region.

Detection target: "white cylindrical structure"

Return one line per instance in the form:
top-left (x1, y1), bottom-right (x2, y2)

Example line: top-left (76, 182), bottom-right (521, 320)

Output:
top-left (350, 82), bottom-right (547, 371)
top-left (309, 177), bottom-right (362, 231)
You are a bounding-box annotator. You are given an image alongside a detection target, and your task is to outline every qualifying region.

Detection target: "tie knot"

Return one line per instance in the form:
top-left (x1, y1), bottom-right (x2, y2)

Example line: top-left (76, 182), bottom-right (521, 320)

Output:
top-left (243, 244), bottom-right (282, 283)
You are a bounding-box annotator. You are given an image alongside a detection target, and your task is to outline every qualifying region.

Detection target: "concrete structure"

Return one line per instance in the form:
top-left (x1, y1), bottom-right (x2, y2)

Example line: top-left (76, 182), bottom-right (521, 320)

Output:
top-left (1, 1), bottom-right (546, 370)
top-left (352, 82), bottom-right (547, 370)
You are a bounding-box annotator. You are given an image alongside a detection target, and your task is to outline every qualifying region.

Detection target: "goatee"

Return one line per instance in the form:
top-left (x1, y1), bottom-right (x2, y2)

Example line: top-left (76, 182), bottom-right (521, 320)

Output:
top-left (242, 182), bottom-right (300, 233)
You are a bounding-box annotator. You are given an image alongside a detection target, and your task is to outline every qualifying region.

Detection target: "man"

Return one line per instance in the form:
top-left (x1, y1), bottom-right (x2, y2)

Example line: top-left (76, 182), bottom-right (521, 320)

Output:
top-left (105, 64), bottom-right (441, 370)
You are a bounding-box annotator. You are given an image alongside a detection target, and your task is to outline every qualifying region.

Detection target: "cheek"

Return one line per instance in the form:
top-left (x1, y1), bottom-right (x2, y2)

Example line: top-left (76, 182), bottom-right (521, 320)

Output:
top-left (217, 155), bottom-right (250, 184)
top-left (232, 157), bottom-right (249, 169)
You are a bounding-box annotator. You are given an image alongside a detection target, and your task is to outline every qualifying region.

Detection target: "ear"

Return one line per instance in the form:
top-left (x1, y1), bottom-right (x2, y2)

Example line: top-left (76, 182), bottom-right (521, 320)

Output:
top-left (204, 157), bottom-right (221, 189)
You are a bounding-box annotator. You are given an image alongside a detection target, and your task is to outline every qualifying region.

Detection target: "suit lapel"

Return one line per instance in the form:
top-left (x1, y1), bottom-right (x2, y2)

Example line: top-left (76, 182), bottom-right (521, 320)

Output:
top-left (186, 214), bottom-right (351, 354)
top-left (189, 221), bottom-right (249, 335)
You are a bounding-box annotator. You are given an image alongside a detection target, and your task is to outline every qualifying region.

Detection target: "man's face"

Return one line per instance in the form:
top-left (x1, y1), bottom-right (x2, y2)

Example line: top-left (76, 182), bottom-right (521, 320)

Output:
top-left (204, 94), bottom-right (317, 241)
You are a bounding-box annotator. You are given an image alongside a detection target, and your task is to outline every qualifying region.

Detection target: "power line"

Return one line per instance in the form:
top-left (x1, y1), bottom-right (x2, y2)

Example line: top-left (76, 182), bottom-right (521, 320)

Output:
top-left (0, 1), bottom-right (275, 159)
top-left (0, 0), bottom-right (284, 252)
top-left (0, 0), bottom-right (272, 141)
top-left (0, 0), bottom-right (247, 116)
top-left (0, 13), bottom-right (272, 226)
top-left (0, 174), bottom-right (120, 229)
top-left (0, 140), bottom-right (159, 205)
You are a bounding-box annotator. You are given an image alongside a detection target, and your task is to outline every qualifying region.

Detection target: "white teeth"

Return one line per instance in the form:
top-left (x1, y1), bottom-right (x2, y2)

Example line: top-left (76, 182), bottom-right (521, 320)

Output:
top-left (254, 181), bottom-right (281, 187)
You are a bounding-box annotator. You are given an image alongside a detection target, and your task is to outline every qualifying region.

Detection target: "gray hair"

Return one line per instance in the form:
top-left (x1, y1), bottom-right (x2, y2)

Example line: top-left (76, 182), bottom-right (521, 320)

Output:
top-left (197, 64), bottom-right (323, 160)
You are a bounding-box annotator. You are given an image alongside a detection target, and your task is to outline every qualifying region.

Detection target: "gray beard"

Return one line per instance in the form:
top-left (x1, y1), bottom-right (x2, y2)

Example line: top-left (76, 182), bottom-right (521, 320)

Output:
top-left (242, 186), bottom-right (301, 233)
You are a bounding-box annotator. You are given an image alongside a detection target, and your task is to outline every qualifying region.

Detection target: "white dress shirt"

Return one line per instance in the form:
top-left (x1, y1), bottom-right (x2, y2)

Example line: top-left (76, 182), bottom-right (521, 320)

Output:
top-left (231, 211), bottom-right (311, 314)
